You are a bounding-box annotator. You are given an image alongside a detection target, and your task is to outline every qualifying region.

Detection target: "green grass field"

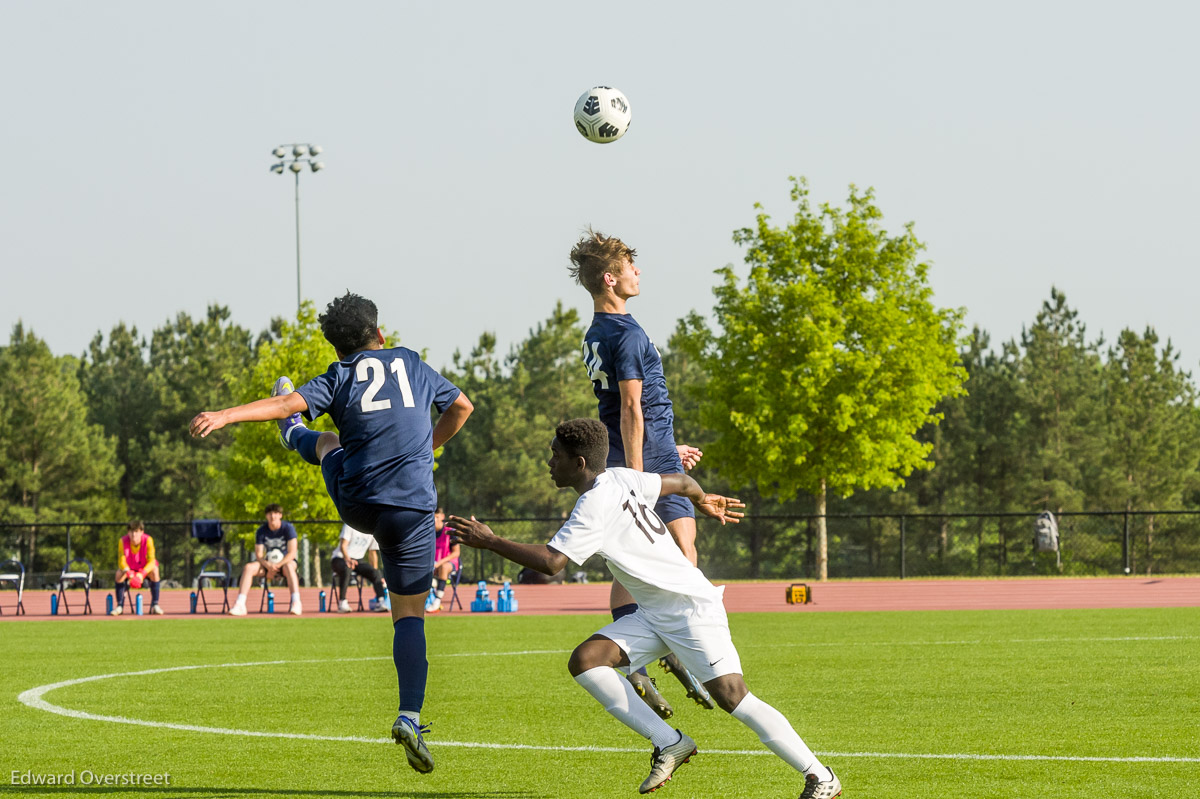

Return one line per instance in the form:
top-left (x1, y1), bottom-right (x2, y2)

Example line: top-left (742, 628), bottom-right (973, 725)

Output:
top-left (4, 607), bottom-right (1198, 798)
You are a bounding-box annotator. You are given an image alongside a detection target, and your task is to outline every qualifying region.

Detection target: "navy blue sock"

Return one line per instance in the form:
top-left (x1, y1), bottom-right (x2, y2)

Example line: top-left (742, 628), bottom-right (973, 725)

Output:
top-left (291, 426), bottom-right (322, 466)
top-left (611, 603), bottom-right (647, 675)
top-left (393, 616), bottom-right (428, 713)
top-left (115, 582), bottom-right (127, 606)
top-left (149, 580), bottom-right (160, 605)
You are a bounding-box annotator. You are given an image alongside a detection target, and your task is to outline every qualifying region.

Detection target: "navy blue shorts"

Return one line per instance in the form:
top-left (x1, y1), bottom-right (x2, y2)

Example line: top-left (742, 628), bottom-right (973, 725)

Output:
top-left (654, 493), bottom-right (695, 524)
top-left (321, 449), bottom-right (436, 596)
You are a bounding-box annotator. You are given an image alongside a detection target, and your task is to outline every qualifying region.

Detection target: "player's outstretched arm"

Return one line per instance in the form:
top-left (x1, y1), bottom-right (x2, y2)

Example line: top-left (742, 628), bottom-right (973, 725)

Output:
top-left (447, 515), bottom-right (568, 576)
top-left (189, 392), bottom-right (308, 439)
top-left (432, 392), bottom-right (474, 450)
top-left (659, 474), bottom-right (745, 526)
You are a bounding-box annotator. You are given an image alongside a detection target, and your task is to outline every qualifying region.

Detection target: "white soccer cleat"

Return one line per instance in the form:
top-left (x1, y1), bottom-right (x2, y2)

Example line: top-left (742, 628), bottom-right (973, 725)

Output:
top-left (337, 599), bottom-right (351, 613)
top-left (638, 730), bottom-right (696, 794)
top-left (228, 604), bottom-right (247, 617)
top-left (272, 376), bottom-right (307, 450)
top-left (150, 604), bottom-right (164, 615)
top-left (391, 716), bottom-right (435, 774)
top-left (799, 767), bottom-right (842, 799)
top-left (108, 606), bottom-right (122, 616)
top-left (289, 601), bottom-right (303, 616)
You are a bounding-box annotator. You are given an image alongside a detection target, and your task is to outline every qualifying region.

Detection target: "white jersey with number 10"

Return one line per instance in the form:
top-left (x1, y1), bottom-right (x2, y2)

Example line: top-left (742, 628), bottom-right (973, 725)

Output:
top-left (547, 468), bottom-right (725, 630)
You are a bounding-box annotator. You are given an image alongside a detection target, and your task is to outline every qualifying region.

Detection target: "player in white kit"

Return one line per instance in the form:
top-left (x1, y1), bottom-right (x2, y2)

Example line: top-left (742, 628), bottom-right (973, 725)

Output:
top-left (448, 419), bottom-right (841, 798)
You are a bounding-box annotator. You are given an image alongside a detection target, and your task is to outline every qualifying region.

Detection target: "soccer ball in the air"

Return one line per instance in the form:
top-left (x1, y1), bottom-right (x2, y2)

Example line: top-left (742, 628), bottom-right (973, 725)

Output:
top-left (573, 86), bottom-right (632, 144)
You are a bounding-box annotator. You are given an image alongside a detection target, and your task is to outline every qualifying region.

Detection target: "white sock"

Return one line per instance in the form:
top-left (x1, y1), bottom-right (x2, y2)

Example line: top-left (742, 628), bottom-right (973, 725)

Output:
top-left (574, 667), bottom-right (679, 749)
top-left (731, 692), bottom-right (825, 776)
top-left (234, 593), bottom-right (247, 606)
top-left (291, 592), bottom-right (301, 603)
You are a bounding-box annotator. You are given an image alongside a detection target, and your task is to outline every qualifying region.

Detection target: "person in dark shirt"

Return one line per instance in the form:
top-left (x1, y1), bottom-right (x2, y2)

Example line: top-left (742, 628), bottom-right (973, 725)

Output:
top-left (569, 228), bottom-right (714, 718)
top-left (190, 292), bottom-right (473, 775)
top-left (228, 503), bottom-right (301, 615)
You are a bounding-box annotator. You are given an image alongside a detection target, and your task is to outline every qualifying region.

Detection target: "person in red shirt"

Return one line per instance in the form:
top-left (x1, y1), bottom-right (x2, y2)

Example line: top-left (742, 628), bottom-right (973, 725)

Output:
top-left (112, 520), bottom-right (163, 615)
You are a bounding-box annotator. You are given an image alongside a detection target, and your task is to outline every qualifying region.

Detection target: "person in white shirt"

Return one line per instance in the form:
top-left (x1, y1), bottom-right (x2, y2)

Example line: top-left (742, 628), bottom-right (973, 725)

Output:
top-left (331, 524), bottom-right (389, 612)
top-left (449, 419), bottom-right (842, 799)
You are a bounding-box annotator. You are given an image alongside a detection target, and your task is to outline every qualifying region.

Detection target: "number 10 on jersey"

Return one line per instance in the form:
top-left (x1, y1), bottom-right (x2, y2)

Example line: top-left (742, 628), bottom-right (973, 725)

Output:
top-left (622, 495), bottom-right (668, 543)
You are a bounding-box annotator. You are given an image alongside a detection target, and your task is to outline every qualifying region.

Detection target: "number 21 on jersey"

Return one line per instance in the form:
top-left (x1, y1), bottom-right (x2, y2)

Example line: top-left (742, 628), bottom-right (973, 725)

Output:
top-left (356, 356), bottom-right (415, 412)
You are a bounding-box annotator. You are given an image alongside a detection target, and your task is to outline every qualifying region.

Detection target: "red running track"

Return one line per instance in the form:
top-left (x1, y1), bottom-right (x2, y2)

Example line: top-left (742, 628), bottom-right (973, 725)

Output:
top-left (2, 576), bottom-right (1197, 620)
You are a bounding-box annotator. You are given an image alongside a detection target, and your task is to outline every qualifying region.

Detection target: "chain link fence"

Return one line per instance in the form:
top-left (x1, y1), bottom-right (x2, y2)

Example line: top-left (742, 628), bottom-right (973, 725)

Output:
top-left (2, 510), bottom-right (1197, 589)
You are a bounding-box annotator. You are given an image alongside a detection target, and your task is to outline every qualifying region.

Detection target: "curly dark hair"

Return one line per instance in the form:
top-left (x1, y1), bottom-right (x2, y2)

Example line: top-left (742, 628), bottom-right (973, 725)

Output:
top-left (554, 418), bottom-right (609, 471)
top-left (568, 227), bottom-right (637, 297)
top-left (319, 292), bottom-right (378, 355)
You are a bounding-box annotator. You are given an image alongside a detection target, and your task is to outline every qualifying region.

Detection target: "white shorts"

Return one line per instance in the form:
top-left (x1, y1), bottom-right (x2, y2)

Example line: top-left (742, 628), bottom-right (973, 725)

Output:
top-left (596, 606), bottom-right (743, 684)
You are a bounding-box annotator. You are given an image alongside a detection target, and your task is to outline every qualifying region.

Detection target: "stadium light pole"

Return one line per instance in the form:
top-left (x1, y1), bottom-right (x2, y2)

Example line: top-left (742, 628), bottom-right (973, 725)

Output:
top-left (269, 144), bottom-right (325, 311)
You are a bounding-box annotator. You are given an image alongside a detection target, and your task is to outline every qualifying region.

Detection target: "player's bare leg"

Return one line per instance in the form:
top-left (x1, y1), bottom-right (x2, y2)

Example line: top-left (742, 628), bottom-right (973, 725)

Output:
top-left (569, 636), bottom-right (696, 794)
top-left (703, 673), bottom-right (840, 798)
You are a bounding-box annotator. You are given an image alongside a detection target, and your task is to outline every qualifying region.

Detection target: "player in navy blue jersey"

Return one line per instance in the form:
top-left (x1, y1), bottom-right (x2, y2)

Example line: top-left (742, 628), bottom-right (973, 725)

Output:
top-left (569, 229), bottom-right (713, 718)
top-left (189, 292), bottom-right (473, 776)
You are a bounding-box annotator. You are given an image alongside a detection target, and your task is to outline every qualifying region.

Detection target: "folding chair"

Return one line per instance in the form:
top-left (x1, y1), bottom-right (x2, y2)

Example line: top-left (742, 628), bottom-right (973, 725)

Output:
top-left (0, 559), bottom-right (26, 616)
top-left (258, 563), bottom-right (298, 613)
top-left (328, 568), bottom-right (366, 612)
top-left (57, 558), bottom-right (94, 615)
top-left (195, 557), bottom-right (232, 614)
top-left (118, 580), bottom-right (150, 614)
top-left (444, 565), bottom-right (464, 612)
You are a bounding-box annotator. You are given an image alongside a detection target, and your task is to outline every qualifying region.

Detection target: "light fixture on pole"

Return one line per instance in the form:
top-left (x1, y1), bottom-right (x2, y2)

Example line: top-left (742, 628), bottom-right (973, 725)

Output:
top-left (269, 144), bottom-right (325, 311)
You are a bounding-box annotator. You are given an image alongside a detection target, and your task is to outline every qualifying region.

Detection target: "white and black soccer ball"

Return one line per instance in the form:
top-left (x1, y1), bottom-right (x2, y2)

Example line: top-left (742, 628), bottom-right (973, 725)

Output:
top-left (573, 86), bottom-right (632, 144)
top-left (266, 548), bottom-right (284, 565)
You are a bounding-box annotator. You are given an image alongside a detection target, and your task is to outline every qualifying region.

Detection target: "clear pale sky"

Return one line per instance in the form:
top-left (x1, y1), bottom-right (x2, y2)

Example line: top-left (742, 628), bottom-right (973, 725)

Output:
top-left (2, 1), bottom-right (1196, 373)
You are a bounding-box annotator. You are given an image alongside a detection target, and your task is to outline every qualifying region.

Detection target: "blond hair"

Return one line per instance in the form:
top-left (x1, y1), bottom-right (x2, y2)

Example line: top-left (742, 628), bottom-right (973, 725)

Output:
top-left (568, 228), bottom-right (637, 296)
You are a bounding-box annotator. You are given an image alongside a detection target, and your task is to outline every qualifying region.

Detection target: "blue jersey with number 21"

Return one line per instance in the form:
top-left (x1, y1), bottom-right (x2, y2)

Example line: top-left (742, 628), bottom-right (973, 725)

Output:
top-left (581, 312), bottom-right (682, 474)
top-left (295, 346), bottom-right (461, 511)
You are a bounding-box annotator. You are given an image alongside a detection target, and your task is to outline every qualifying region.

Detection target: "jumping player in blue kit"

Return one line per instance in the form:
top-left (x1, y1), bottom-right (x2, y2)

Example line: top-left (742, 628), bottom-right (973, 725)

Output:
top-left (569, 229), bottom-right (714, 717)
top-left (189, 292), bottom-right (473, 775)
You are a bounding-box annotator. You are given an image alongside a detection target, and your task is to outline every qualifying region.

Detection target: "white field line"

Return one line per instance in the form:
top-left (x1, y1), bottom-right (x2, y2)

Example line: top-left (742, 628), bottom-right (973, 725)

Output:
top-left (16, 655), bottom-right (1200, 765)
top-left (761, 635), bottom-right (1200, 648)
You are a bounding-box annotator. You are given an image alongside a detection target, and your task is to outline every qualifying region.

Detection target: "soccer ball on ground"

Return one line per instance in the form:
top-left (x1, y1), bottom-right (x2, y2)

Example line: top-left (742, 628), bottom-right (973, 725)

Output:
top-left (573, 86), bottom-right (632, 144)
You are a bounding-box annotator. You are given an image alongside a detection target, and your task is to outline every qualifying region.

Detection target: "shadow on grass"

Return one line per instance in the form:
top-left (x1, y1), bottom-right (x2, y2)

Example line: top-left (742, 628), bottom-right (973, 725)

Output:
top-left (0, 789), bottom-right (540, 798)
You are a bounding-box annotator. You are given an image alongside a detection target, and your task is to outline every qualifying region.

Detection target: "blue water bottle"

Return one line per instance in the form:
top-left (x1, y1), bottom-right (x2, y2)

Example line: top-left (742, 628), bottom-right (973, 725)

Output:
top-left (267, 591), bottom-right (275, 613)
top-left (51, 594), bottom-right (59, 615)
top-left (319, 590), bottom-right (326, 613)
top-left (135, 594), bottom-right (143, 615)
top-left (189, 592), bottom-right (198, 614)
top-left (106, 594), bottom-right (114, 614)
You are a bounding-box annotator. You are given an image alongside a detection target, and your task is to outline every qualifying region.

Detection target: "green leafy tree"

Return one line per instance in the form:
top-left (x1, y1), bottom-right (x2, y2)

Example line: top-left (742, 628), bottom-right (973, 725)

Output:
top-left (437, 302), bottom-right (594, 520)
top-left (0, 324), bottom-right (122, 571)
top-left (1018, 289), bottom-right (1105, 513)
top-left (678, 178), bottom-right (966, 579)
top-left (77, 322), bottom-right (157, 513)
top-left (207, 303), bottom-right (340, 552)
top-left (1100, 328), bottom-right (1200, 572)
top-left (138, 305), bottom-right (255, 520)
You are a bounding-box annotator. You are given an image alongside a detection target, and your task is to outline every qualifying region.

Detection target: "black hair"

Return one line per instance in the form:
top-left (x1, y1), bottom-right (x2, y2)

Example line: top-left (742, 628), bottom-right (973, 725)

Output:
top-left (554, 418), bottom-right (609, 471)
top-left (264, 503), bottom-right (284, 515)
top-left (319, 292), bottom-right (378, 354)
